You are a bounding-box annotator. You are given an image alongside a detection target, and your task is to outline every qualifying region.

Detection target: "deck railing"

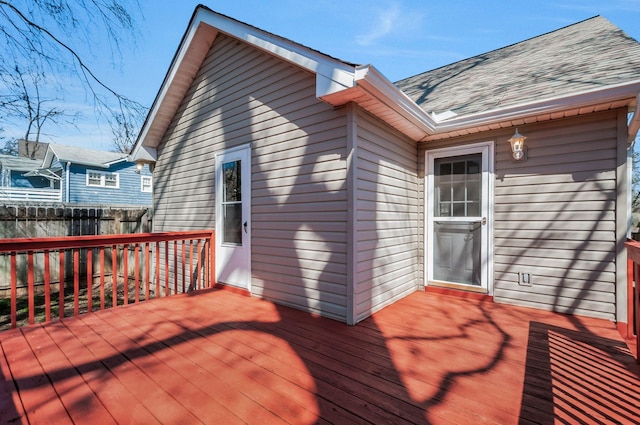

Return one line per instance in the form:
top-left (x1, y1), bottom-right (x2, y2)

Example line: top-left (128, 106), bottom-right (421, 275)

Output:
top-left (0, 187), bottom-right (62, 202)
top-left (625, 239), bottom-right (640, 363)
top-left (0, 230), bottom-right (215, 329)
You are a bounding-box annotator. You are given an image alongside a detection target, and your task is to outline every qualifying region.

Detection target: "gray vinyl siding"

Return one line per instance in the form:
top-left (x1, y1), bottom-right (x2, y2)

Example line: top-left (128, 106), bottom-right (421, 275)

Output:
top-left (420, 110), bottom-right (622, 321)
top-left (153, 34), bottom-right (349, 320)
top-left (493, 111), bottom-right (620, 320)
top-left (354, 109), bottom-right (419, 323)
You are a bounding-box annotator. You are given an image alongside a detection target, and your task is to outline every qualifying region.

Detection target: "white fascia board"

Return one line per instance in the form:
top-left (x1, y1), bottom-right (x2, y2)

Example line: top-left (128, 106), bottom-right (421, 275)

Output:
top-left (354, 65), bottom-right (437, 134)
top-left (134, 15), bottom-right (208, 153)
top-left (432, 80), bottom-right (640, 135)
top-left (103, 157), bottom-right (129, 167)
top-left (199, 10), bottom-right (356, 97)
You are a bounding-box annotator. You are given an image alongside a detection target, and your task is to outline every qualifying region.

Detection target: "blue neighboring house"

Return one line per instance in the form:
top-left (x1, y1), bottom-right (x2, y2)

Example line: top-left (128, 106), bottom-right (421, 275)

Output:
top-left (0, 143), bottom-right (152, 206)
top-left (36, 144), bottom-right (153, 206)
top-left (0, 154), bottom-right (62, 202)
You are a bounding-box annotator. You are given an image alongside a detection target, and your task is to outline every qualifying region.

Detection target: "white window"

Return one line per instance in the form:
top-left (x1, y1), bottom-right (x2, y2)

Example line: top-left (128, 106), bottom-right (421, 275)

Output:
top-left (141, 175), bottom-right (152, 193)
top-left (86, 171), bottom-right (119, 188)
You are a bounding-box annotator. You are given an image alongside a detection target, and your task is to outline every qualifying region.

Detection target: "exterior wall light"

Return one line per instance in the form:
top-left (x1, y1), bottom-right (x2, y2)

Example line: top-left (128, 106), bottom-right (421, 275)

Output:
top-left (135, 162), bottom-right (145, 174)
top-left (508, 128), bottom-right (527, 161)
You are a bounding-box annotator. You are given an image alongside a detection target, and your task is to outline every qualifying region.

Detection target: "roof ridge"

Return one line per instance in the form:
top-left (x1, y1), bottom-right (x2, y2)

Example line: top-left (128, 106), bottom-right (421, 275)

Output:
top-left (395, 15), bottom-right (606, 84)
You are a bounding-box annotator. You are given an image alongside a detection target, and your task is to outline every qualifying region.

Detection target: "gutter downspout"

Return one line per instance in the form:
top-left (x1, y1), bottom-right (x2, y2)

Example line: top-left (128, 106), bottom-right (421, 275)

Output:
top-left (65, 162), bottom-right (71, 203)
top-left (628, 93), bottom-right (640, 143)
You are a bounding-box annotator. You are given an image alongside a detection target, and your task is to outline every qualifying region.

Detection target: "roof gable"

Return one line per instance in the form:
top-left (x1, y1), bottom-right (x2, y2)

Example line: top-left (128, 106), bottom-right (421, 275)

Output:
top-left (396, 16), bottom-right (640, 119)
top-left (132, 6), bottom-right (377, 162)
top-left (131, 10), bottom-right (640, 155)
top-left (43, 144), bottom-right (128, 169)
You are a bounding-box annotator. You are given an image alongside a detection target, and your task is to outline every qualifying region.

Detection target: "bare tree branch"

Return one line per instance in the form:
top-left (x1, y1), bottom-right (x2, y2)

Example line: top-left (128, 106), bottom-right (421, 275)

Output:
top-left (0, 0), bottom-right (147, 151)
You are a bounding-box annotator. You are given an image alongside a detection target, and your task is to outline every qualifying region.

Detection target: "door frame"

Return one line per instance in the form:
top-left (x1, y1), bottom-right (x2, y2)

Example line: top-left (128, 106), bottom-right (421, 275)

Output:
top-left (424, 141), bottom-right (494, 294)
top-left (215, 143), bottom-right (251, 291)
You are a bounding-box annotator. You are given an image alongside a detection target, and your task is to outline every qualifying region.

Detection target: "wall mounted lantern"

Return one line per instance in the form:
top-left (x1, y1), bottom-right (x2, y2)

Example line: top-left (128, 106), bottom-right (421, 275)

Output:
top-left (508, 128), bottom-right (527, 161)
top-left (135, 162), bottom-right (145, 174)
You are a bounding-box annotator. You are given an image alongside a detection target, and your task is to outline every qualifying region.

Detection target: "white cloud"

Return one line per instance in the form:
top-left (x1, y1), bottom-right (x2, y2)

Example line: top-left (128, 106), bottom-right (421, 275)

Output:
top-left (356, 2), bottom-right (402, 46)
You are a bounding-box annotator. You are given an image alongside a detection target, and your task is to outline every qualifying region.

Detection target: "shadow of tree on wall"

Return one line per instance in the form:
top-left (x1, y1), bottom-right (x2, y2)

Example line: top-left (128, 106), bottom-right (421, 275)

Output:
top-left (490, 110), bottom-right (638, 422)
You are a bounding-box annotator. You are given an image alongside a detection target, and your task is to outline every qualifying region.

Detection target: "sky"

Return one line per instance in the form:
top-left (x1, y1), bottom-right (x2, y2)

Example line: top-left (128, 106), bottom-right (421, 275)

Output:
top-left (3, 0), bottom-right (640, 151)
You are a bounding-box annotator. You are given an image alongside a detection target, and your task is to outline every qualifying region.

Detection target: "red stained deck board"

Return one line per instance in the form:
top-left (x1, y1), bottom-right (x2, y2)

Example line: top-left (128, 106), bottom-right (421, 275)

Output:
top-left (78, 311), bottom-right (245, 425)
top-left (0, 334), bottom-right (27, 425)
top-left (20, 325), bottom-right (117, 425)
top-left (0, 289), bottom-right (639, 425)
top-left (127, 305), bottom-right (322, 424)
top-left (0, 329), bottom-right (73, 424)
top-left (134, 295), bottom-right (367, 425)
top-left (72, 313), bottom-right (202, 424)
top-left (43, 319), bottom-right (161, 425)
top-left (101, 306), bottom-right (282, 425)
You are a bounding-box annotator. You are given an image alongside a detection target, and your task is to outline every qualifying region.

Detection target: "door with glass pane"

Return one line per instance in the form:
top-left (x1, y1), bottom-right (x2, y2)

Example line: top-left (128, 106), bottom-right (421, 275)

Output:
top-left (215, 145), bottom-right (251, 290)
top-left (426, 143), bottom-right (491, 292)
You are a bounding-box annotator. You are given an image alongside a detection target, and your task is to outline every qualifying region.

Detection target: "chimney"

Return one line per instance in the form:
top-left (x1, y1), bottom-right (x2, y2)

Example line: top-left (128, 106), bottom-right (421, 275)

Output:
top-left (18, 139), bottom-right (48, 160)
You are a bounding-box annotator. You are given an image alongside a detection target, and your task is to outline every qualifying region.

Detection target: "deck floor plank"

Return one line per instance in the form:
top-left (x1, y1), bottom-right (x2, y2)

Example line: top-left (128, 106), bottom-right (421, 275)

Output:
top-left (0, 331), bottom-right (27, 425)
top-left (81, 310), bottom-right (248, 425)
top-left (73, 312), bottom-right (203, 424)
top-left (134, 294), bottom-right (369, 425)
top-left (21, 325), bottom-right (117, 425)
top-left (43, 319), bottom-right (162, 425)
top-left (0, 289), bottom-right (638, 425)
top-left (108, 304), bottom-right (284, 425)
top-left (1, 328), bottom-right (73, 424)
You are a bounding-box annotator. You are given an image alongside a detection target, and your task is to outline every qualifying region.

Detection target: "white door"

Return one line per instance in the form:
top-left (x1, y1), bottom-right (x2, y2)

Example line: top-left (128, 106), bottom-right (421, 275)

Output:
top-left (426, 142), bottom-right (492, 293)
top-left (215, 144), bottom-right (251, 290)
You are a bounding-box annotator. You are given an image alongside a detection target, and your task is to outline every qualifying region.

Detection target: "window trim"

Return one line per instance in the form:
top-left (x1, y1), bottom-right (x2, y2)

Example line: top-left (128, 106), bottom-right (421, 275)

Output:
top-left (141, 175), bottom-right (152, 193)
top-left (86, 170), bottom-right (120, 189)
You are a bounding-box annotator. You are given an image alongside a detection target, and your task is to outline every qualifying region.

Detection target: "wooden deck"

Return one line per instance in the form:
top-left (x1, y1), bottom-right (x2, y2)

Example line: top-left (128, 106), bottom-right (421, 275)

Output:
top-left (0, 289), bottom-right (638, 424)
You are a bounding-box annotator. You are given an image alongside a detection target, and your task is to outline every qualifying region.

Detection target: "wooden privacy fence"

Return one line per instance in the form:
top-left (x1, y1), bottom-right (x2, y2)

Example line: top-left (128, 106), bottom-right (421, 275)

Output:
top-left (0, 230), bottom-right (215, 329)
top-left (625, 239), bottom-right (640, 363)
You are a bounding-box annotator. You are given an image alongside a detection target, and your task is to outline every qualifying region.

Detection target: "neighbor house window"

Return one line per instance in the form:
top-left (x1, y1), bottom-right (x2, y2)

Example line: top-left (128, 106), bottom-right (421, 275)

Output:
top-left (141, 175), bottom-right (152, 193)
top-left (86, 171), bottom-right (119, 188)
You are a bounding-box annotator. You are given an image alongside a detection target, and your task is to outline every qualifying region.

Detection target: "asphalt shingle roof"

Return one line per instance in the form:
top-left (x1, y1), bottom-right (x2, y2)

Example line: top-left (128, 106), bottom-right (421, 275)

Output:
top-left (395, 16), bottom-right (640, 118)
top-left (0, 154), bottom-right (41, 172)
top-left (48, 144), bottom-right (127, 168)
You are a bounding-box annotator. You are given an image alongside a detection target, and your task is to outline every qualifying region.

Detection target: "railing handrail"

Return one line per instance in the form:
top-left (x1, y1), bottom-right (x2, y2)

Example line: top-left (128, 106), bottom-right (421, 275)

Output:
top-left (0, 187), bottom-right (61, 194)
top-left (1, 230), bottom-right (216, 330)
top-left (0, 230), bottom-right (214, 253)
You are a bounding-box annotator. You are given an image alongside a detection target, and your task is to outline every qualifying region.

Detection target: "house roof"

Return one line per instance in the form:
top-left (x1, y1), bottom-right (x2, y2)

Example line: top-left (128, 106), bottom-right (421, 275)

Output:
top-left (0, 154), bottom-right (41, 172)
top-left (395, 16), bottom-right (640, 122)
top-left (131, 8), bottom-right (640, 161)
top-left (42, 144), bottom-right (128, 169)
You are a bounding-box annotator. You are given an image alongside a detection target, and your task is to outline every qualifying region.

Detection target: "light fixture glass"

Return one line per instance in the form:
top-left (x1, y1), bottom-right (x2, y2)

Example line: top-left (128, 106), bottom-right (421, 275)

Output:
top-left (135, 162), bottom-right (144, 174)
top-left (508, 128), bottom-right (527, 161)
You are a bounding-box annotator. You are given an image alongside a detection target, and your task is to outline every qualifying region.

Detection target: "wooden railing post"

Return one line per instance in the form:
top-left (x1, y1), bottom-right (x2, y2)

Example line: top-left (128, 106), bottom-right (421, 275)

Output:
top-left (628, 257), bottom-right (634, 340)
top-left (210, 231), bottom-right (215, 288)
top-left (27, 252), bottom-right (34, 325)
top-left (112, 245), bottom-right (117, 308)
top-left (74, 249), bottom-right (80, 316)
top-left (59, 250), bottom-right (65, 319)
top-left (44, 251), bottom-right (51, 322)
top-left (10, 252), bottom-right (17, 329)
top-left (625, 240), bottom-right (640, 364)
